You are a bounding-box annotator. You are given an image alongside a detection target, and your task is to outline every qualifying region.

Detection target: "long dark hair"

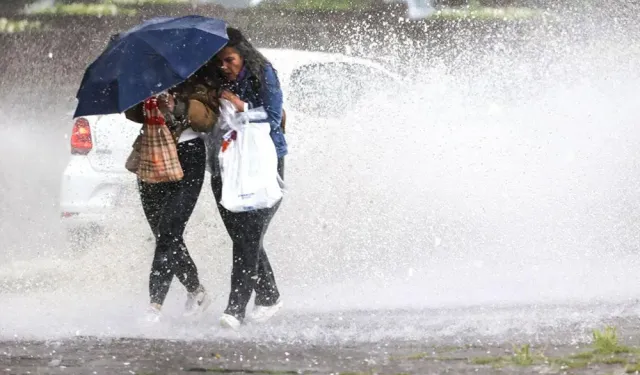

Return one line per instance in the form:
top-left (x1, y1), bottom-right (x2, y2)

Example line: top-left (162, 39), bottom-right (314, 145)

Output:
top-left (224, 27), bottom-right (272, 91)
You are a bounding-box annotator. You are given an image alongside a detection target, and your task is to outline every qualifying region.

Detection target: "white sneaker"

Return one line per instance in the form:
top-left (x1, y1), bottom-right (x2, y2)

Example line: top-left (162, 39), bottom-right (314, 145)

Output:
top-left (184, 285), bottom-right (211, 318)
top-left (145, 303), bottom-right (162, 323)
top-left (219, 314), bottom-right (241, 330)
top-left (248, 299), bottom-right (283, 323)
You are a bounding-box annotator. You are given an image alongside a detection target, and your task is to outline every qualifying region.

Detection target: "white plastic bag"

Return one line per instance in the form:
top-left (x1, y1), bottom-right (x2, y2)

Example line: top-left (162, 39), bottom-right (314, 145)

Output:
top-left (217, 99), bottom-right (283, 212)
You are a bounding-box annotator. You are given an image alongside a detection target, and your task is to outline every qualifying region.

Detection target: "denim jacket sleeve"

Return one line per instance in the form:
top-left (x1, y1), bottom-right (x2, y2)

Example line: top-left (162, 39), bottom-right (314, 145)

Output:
top-left (251, 65), bottom-right (283, 133)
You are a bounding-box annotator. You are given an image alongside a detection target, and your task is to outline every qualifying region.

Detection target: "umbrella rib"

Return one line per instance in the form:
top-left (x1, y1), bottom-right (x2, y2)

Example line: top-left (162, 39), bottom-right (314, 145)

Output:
top-left (129, 32), bottom-right (187, 79)
top-left (133, 30), bottom-right (227, 80)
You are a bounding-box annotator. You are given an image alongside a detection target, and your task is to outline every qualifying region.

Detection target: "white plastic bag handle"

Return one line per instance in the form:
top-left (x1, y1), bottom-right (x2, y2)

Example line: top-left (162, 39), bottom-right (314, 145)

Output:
top-left (218, 99), bottom-right (268, 132)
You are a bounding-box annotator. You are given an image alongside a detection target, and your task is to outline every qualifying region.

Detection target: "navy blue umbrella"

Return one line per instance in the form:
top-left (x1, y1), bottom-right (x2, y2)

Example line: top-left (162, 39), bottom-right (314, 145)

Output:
top-left (73, 15), bottom-right (228, 118)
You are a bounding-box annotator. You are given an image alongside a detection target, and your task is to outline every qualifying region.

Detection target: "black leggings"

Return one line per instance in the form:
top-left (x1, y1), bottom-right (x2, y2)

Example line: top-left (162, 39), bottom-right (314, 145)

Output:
top-left (211, 158), bottom-right (284, 320)
top-left (138, 138), bottom-right (205, 306)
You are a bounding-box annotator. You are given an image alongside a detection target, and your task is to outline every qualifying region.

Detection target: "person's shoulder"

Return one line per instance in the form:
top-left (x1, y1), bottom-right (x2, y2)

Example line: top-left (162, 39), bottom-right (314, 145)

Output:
top-left (263, 63), bottom-right (280, 82)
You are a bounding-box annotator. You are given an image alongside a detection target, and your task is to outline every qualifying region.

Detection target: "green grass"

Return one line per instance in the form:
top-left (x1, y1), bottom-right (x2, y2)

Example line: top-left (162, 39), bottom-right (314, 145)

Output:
top-left (432, 345), bottom-right (462, 353)
top-left (186, 369), bottom-right (299, 374)
top-left (403, 346), bottom-right (462, 358)
top-left (26, 3), bottom-right (136, 16)
top-left (428, 6), bottom-right (546, 20)
top-left (512, 344), bottom-right (536, 366)
top-left (593, 326), bottom-right (632, 355)
top-left (549, 326), bottom-right (636, 370)
top-left (470, 356), bottom-right (504, 365)
top-left (403, 346), bottom-right (541, 368)
top-left (395, 326), bottom-right (640, 372)
top-left (468, 344), bottom-right (543, 367)
top-left (552, 357), bottom-right (591, 369)
top-left (406, 352), bottom-right (430, 360)
top-left (404, 353), bottom-right (462, 361)
top-left (467, 329), bottom-right (639, 370)
top-left (0, 18), bottom-right (42, 33)
top-left (601, 356), bottom-right (628, 365)
top-left (259, 0), bottom-right (547, 21)
top-left (570, 351), bottom-right (596, 360)
top-left (258, 0), bottom-right (383, 11)
top-left (19, 0), bottom-right (548, 22)
top-left (103, 0), bottom-right (189, 4)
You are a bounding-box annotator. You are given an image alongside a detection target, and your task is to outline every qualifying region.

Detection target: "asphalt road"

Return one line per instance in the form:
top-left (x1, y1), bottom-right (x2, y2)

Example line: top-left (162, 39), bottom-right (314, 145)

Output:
top-left (3, 302), bottom-right (640, 374)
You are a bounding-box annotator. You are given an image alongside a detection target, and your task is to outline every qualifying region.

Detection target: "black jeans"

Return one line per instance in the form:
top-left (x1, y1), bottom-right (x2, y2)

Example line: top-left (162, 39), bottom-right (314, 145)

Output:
top-left (211, 158), bottom-right (284, 321)
top-left (138, 138), bottom-right (205, 306)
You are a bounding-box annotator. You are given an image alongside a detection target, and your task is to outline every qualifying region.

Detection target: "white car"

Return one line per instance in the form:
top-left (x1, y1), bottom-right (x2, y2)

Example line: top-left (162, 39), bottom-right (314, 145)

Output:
top-left (59, 48), bottom-right (403, 249)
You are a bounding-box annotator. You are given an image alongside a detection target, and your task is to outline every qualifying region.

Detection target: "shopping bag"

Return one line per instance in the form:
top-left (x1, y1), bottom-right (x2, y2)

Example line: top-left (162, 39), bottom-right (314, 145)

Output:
top-left (125, 135), bottom-right (141, 174)
top-left (137, 97), bottom-right (184, 183)
top-left (217, 100), bottom-right (283, 212)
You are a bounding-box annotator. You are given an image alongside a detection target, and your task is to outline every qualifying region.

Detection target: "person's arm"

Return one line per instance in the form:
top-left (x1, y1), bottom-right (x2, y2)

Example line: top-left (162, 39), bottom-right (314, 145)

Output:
top-left (219, 66), bottom-right (283, 131)
top-left (256, 65), bottom-right (283, 132)
top-left (185, 99), bottom-right (217, 132)
top-left (281, 108), bottom-right (286, 134)
top-left (180, 85), bottom-right (219, 132)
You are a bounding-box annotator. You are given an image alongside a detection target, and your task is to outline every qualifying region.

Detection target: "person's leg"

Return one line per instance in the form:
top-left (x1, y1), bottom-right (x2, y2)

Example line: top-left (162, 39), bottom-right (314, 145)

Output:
top-left (138, 178), bottom-right (162, 238)
top-left (222, 209), bottom-right (268, 321)
top-left (212, 158), bottom-right (285, 323)
top-left (212, 173), bottom-right (253, 321)
top-left (254, 157), bottom-right (284, 306)
top-left (138, 179), bottom-right (176, 307)
top-left (253, 246), bottom-right (280, 306)
top-left (253, 203), bottom-right (282, 306)
top-left (156, 139), bottom-right (206, 295)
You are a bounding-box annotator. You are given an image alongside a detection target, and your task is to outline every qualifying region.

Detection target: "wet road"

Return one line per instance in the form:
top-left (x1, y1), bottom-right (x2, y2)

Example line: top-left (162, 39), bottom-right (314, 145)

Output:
top-left (3, 303), bottom-right (640, 374)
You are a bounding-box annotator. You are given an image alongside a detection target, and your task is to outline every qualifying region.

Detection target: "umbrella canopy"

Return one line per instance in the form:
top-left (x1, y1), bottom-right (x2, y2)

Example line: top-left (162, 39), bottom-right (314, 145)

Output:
top-left (74, 15), bottom-right (228, 118)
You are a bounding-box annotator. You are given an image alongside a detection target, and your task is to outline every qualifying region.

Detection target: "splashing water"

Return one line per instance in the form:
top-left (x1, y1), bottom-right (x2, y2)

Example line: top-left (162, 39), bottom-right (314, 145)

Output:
top-left (1, 5), bottom-right (640, 342)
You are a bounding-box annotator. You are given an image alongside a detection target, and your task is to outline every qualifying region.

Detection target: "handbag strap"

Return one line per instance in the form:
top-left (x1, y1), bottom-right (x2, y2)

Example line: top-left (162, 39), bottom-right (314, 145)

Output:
top-left (143, 97), bottom-right (166, 126)
top-left (143, 96), bottom-right (184, 144)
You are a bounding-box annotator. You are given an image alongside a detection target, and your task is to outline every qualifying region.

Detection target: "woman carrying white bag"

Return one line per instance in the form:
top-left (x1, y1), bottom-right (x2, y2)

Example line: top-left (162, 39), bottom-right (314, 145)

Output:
top-left (217, 99), bottom-right (283, 212)
top-left (206, 27), bottom-right (288, 330)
